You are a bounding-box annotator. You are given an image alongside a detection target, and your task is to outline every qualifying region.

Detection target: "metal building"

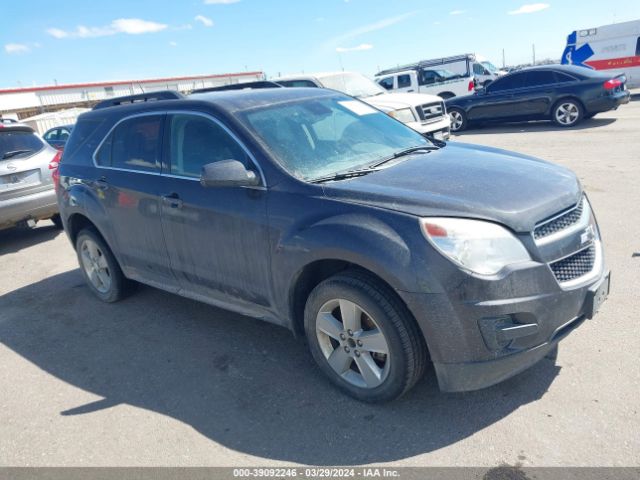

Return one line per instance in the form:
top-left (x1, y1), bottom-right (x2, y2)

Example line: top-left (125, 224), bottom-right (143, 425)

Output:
top-left (0, 71), bottom-right (264, 119)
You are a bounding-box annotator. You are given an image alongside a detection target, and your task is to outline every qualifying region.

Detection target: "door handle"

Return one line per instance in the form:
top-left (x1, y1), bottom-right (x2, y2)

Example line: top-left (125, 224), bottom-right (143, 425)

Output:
top-left (162, 193), bottom-right (183, 209)
top-left (94, 177), bottom-right (109, 191)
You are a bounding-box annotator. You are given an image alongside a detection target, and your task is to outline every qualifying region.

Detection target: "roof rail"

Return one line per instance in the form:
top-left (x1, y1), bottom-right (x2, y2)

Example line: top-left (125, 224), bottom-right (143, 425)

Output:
top-left (0, 118), bottom-right (18, 124)
top-left (92, 90), bottom-right (184, 110)
top-left (191, 81), bottom-right (283, 93)
top-left (376, 53), bottom-right (476, 77)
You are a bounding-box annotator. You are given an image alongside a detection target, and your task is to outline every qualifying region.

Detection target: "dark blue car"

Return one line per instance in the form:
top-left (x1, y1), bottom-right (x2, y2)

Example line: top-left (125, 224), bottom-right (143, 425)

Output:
top-left (55, 88), bottom-right (610, 402)
top-left (446, 65), bottom-right (630, 131)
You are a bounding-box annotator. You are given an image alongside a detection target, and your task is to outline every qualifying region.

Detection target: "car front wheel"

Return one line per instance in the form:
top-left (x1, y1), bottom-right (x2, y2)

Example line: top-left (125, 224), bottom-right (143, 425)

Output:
top-left (304, 271), bottom-right (427, 402)
top-left (553, 99), bottom-right (583, 127)
top-left (448, 108), bottom-right (467, 132)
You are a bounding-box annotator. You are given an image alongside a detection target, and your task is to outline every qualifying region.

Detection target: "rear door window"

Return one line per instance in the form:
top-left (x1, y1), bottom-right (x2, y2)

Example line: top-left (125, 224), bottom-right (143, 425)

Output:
top-left (0, 131), bottom-right (44, 160)
top-left (110, 115), bottom-right (163, 173)
top-left (523, 71), bottom-right (557, 87)
top-left (554, 72), bottom-right (577, 83)
top-left (487, 73), bottom-right (525, 92)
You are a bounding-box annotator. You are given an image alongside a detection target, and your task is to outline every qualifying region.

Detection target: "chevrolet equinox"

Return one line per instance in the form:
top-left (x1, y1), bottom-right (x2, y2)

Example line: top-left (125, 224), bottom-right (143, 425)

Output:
top-left (55, 89), bottom-right (610, 402)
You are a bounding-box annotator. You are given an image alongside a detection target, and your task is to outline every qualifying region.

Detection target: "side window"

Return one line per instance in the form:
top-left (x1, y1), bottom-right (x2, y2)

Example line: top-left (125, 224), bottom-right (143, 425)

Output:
top-left (636, 37), bottom-right (640, 56)
top-left (278, 80), bottom-right (318, 88)
top-left (524, 71), bottom-right (557, 87)
top-left (59, 129), bottom-right (70, 141)
top-left (169, 114), bottom-right (249, 178)
top-left (111, 115), bottom-right (163, 173)
top-left (378, 77), bottom-right (394, 90)
top-left (473, 63), bottom-right (486, 75)
top-left (397, 74), bottom-right (411, 88)
top-left (419, 70), bottom-right (437, 85)
top-left (95, 133), bottom-right (113, 166)
top-left (487, 73), bottom-right (525, 92)
top-left (554, 72), bottom-right (576, 83)
top-left (44, 129), bottom-right (59, 141)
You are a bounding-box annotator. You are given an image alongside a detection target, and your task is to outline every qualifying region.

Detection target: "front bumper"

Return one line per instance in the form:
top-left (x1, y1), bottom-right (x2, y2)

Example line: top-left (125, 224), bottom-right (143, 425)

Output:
top-left (0, 188), bottom-right (58, 230)
top-left (408, 116), bottom-right (451, 140)
top-left (399, 257), bottom-right (609, 392)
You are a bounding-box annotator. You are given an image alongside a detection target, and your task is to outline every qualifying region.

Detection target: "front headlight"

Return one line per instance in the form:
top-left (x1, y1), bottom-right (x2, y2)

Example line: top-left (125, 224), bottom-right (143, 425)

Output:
top-left (388, 108), bottom-right (416, 123)
top-left (420, 218), bottom-right (531, 275)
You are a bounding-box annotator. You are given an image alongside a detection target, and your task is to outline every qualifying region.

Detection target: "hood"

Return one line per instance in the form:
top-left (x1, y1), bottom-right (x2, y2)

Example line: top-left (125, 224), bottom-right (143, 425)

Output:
top-left (364, 92), bottom-right (442, 111)
top-left (321, 142), bottom-right (581, 233)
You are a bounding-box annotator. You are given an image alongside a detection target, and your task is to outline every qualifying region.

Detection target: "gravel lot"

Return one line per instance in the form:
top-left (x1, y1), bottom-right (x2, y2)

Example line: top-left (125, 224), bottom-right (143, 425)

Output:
top-left (1, 100), bottom-right (639, 467)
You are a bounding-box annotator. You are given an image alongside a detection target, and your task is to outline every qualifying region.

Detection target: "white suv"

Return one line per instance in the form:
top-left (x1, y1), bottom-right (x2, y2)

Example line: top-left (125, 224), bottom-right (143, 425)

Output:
top-left (275, 72), bottom-right (450, 140)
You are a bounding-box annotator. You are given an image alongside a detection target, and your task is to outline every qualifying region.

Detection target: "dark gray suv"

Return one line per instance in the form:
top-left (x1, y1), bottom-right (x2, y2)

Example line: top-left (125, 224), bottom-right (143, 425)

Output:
top-left (55, 89), bottom-right (610, 402)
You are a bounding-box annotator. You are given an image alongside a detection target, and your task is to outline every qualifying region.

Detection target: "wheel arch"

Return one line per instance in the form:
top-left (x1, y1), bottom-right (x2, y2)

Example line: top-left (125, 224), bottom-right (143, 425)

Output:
top-left (438, 91), bottom-right (456, 99)
top-left (287, 259), bottom-right (422, 343)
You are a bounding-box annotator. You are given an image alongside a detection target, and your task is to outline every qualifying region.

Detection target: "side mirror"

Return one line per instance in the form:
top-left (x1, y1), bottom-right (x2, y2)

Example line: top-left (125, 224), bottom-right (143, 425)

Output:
top-left (200, 160), bottom-right (260, 188)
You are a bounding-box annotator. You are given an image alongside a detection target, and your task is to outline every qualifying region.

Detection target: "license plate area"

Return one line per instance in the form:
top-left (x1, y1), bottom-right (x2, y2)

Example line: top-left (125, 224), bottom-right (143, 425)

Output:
top-left (585, 272), bottom-right (610, 319)
top-left (0, 169), bottom-right (41, 191)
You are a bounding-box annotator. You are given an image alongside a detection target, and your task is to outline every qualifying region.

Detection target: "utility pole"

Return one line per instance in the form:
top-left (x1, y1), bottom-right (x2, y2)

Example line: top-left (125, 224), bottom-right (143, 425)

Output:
top-left (532, 44), bottom-right (536, 65)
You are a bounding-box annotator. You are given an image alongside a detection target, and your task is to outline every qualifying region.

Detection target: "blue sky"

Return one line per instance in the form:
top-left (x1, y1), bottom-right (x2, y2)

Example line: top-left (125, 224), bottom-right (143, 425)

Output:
top-left (2, 0), bottom-right (640, 88)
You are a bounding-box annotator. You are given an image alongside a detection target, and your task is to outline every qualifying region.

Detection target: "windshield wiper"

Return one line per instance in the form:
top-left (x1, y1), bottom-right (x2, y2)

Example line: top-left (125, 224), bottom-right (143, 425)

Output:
top-left (2, 149), bottom-right (33, 159)
top-left (309, 168), bottom-right (380, 184)
top-left (368, 145), bottom-right (439, 169)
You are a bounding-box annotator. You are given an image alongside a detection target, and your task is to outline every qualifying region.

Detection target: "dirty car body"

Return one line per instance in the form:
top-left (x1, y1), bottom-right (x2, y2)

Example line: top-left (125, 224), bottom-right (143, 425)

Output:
top-left (56, 88), bottom-right (609, 400)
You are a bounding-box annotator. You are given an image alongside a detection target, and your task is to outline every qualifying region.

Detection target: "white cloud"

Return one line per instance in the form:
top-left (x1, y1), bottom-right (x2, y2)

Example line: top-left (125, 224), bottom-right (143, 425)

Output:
top-left (336, 43), bottom-right (373, 53)
top-left (4, 43), bottom-right (30, 54)
top-left (449, 9), bottom-right (466, 15)
top-left (47, 18), bottom-right (168, 39)
top-left (169, 41), bottom-right (178, 47)
top-left (508, 3), bottom-right (550, 14)
top-left (194, 15), bottom-right (214, 27)
top-left (203, 0), bottom-right (240, 3)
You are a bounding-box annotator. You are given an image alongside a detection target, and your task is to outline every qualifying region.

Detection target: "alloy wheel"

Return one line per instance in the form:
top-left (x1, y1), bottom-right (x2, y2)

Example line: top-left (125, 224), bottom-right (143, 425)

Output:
top-left (315, 298), bottom-right (391, 389)
top-left (449, 110), bottom-right (464, 131)
top-left (555, 102), bottom-right (580, 125)
top-left (80, 239), bottom-right (112, 294)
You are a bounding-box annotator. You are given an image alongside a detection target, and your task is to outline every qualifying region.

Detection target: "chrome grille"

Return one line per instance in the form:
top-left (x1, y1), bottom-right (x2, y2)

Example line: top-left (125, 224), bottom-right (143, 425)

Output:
top-left (534, 198), bottom-right (584, 240)
top-left (550, 245), bottom-right (596, 283)
top-left (418, 101), bottom-right (445, 122)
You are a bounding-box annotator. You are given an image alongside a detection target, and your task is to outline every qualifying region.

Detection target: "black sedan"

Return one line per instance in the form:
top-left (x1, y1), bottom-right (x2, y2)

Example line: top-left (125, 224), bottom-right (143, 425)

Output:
top-left (445, 65), bottom-right (630, 132)
top-left (43, 124), bottom-right (73, 150)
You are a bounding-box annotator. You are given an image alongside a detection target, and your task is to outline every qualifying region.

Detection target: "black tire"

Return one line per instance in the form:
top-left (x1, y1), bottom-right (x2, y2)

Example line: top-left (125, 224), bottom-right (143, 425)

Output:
top-left (448, 107), bottom-right (468, 132)
top-left (304, 270), bottom-right (427, 402)
top-left (75, 228), bottom-right (130, 303)
top-left (552, 99), bottom-right (583, 127)
top-left (50, 214), bottom-right (63, 229)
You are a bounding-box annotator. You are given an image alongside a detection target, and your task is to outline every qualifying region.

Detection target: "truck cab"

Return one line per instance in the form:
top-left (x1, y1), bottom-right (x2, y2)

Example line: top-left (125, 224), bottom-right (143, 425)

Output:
top-left (376, 68), bottom-right (475, 99)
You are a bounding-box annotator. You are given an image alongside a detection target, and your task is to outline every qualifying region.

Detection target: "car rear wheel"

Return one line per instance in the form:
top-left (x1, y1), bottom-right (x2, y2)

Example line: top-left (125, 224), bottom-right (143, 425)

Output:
top-left (76, 228), bottom-right (129, 303)
top-left (304, 270), bottom-right (427, 402)
top-left (553, 100), bottom-right (583, 127)
top-left (448, 108), bottom-right (467, 132)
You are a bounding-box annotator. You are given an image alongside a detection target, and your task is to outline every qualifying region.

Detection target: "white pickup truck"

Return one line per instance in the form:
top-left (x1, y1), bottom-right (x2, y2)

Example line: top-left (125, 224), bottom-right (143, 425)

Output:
top-left (375, 57), bottom-right (477, 99)
top-left (274, 72), bottom-right (451, 140)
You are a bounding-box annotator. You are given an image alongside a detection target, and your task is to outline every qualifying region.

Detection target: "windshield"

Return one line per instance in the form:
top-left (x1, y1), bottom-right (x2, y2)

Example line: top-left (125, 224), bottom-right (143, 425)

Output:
top-left (481, 61), bottom-right (498, 73)
top-left (241, 94), bottom-right (431, 181)
top-left (0, 131), bottom-right (44, 159)
top-left (319, 73), bottom-right (386, 98)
